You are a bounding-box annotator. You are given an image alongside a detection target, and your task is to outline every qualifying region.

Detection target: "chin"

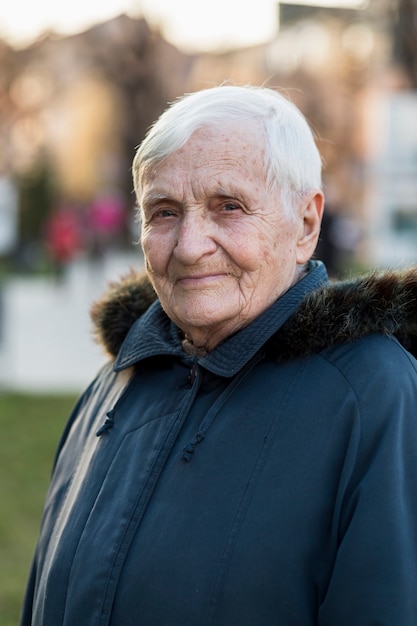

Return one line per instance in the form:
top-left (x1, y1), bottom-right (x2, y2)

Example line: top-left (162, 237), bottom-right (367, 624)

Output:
top-left (175, 303), bottom-right (237, 330)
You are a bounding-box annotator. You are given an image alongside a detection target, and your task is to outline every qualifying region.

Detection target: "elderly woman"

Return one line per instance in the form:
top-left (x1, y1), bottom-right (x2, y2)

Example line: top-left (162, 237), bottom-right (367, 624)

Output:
top-left (21, 86), bottom-right (417, 626)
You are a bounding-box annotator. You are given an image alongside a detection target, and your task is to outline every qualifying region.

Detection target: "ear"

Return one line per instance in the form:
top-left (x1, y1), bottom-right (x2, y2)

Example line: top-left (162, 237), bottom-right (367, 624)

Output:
top-left (295, 190), bottom-right (324, 265)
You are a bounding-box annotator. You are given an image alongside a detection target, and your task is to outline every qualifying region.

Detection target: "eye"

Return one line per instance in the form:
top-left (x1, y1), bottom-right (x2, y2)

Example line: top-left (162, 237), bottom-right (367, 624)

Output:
top-left (155, 208), bottom-right (177, 218)
top-left (144, 205), bottom-right (179, 222)
top-left (142, 196), bottom-right (180, 222)
top-left (221, 201), bottom-right (241, 212)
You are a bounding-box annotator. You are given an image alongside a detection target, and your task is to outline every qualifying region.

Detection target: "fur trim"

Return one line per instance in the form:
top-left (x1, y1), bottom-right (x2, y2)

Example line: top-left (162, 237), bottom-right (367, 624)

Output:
top-left (90, 270), bottom-right (157, 358)
top-left (269, 267), bottom-right (417, 360)
top-left (91, 267), bottom-right (417, 360)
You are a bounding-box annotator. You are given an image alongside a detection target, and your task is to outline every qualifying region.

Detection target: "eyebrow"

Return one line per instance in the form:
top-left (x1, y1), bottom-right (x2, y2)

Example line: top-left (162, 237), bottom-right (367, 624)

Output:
top-left (212, 184), bottom-right (249, 200)
top-left (141, 192), bottom-right (178, 211)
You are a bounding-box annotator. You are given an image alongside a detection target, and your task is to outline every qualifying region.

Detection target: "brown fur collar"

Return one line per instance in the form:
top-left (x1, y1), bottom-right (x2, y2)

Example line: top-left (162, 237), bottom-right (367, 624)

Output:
top-left (90, 267), bottom-right (417, 361)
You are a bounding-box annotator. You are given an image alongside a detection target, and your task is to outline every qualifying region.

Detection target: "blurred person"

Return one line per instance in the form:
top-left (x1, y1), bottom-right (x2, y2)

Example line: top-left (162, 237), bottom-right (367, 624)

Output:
top-left (20, 85), bottom-right (417, 626)
top-left (86, 190), bottom-right (127, 258)
top-left (44, 202), bottom-right (84, 275)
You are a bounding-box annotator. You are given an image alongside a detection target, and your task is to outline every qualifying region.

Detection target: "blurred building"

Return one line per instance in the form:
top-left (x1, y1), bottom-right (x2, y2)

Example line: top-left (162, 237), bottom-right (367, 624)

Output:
top-left (364, 90), bottom-right (417, 265)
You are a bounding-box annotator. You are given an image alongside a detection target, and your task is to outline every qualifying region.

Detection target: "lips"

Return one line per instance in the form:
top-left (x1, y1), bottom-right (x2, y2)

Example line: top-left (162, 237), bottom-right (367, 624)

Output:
top-left (176, 273), bottom-right (227, 287)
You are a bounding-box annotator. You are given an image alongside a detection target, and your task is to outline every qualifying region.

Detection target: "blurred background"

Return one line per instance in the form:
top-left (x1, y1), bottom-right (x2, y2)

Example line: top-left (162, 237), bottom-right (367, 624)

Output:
top-left (1, 0), bottom-right (417, 622)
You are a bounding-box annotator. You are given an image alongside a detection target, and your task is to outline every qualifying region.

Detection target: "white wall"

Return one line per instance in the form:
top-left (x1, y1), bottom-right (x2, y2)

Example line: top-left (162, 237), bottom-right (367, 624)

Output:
top-left (0, 252), bottom-right (142, 393)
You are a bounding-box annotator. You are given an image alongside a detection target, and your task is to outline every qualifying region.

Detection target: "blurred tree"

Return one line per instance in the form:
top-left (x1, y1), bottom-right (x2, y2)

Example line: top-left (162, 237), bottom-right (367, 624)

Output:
top-left (82, 16), bottom-right (192, 247)
top-left (15, 158), bottom-right (55, 271)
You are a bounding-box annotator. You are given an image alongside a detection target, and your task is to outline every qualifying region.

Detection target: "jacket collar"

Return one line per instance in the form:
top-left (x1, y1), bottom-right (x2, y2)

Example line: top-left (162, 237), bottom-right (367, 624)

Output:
top-left (113, 261), bottom-right (328, 376)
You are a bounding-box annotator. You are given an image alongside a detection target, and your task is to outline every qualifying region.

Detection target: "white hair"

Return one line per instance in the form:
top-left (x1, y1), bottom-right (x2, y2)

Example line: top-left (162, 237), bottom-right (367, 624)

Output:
top-left (132, 85), bottom-right (323, 216)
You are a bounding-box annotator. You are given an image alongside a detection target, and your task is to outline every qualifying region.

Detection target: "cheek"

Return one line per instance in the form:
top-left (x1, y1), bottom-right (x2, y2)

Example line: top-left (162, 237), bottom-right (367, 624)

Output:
top-left (142, 234), bottom-right (169, 276)
top-left (258, 227), bottom-right (298, 273)
top-left (257, 229), bottom-right (287, 262)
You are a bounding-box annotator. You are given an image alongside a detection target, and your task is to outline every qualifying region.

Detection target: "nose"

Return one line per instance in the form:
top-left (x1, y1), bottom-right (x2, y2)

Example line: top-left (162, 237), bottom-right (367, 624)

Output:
top-left (173, 211), bottom-right (217, 264)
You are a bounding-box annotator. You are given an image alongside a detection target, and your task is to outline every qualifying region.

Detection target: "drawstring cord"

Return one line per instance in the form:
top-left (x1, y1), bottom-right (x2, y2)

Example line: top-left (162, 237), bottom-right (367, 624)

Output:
top-left (182, 431), bottom-right (205, 462)
top-left (96, 409), bottom-right (115, 436)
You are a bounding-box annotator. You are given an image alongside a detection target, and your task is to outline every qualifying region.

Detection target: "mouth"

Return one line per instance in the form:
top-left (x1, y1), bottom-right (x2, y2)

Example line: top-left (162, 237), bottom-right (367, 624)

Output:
top-left (176, 273), bottom-right (228, 288)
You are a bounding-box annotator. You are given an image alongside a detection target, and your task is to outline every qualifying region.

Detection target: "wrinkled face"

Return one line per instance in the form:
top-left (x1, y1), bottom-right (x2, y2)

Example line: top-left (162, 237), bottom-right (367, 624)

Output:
top-left (139, 122), bottom-right (321, 350)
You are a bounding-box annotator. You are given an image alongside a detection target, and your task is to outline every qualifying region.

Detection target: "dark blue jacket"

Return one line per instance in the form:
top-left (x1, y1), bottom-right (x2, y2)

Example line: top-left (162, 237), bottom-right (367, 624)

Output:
top-left (21, 261), bottom-right (417, 625)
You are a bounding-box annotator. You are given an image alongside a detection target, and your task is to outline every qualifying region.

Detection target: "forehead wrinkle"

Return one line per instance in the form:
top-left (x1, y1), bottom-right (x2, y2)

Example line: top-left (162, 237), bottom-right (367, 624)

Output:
top-left (141, 168), bottom-right (188, 204)
top-left (189, 177), bottom-right (247, 204)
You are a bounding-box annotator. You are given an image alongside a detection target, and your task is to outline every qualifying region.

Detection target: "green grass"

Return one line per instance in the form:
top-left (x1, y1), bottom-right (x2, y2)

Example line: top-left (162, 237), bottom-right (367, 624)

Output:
top-left (0, 392), bottom-right (78, 626)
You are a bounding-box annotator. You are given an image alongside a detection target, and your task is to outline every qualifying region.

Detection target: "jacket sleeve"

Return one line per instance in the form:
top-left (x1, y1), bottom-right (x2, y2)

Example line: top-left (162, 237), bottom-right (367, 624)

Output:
top-left (318, 342), bottom-right (417, 625)
top-left (19, 556), bottom-right (37, 626)
top-left (18, 370), bottom-right (105, 626)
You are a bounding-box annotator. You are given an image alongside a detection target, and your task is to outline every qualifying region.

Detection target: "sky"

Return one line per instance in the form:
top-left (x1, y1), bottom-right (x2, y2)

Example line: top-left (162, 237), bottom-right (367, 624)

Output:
top-left (0, 0), bottom-right (368, 53)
